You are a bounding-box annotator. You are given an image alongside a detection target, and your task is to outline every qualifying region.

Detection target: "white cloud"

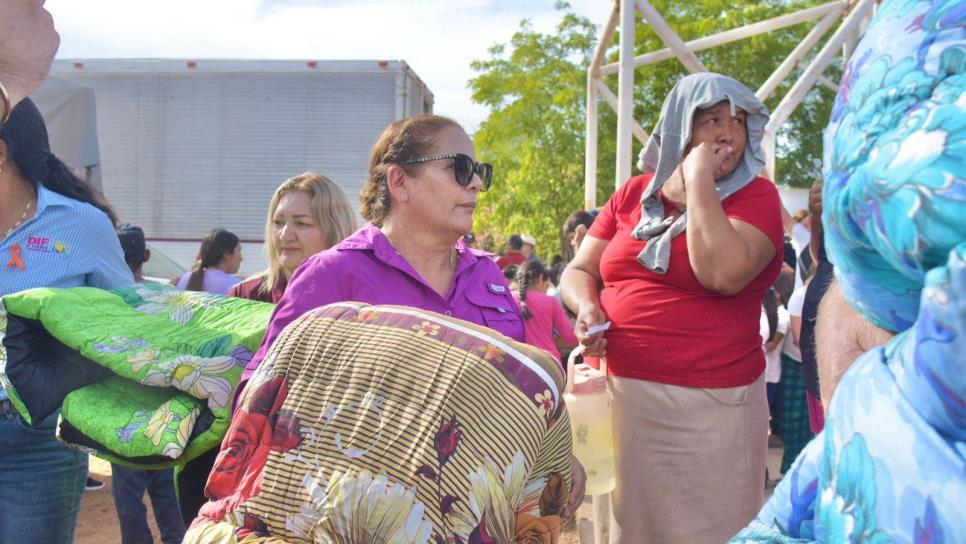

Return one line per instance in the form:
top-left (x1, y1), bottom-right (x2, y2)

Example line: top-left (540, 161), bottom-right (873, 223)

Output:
top-left (47, 0), bottom-right (612, 130)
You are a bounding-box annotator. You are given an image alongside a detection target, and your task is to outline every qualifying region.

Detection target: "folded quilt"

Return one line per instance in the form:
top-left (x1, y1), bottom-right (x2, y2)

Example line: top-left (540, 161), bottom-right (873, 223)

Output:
top-left (0, 283), bottom-right (273, 468)
top-left (185, 302), bottom-right (573, 544)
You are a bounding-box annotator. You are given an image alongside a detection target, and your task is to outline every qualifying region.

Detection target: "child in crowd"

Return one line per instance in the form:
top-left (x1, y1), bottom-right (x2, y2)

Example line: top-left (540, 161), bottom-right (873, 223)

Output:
top-left (513, 261), bottom-right (577, 365)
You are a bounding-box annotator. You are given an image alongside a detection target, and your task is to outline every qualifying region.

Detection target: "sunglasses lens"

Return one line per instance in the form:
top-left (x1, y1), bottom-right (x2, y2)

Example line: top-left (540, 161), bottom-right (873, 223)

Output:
top-left (449, 154), bottom-right (492, 191)
top-left (478, 163), bottom-right (493, 192)
top-left (454, 155), bottom-right (473, 186)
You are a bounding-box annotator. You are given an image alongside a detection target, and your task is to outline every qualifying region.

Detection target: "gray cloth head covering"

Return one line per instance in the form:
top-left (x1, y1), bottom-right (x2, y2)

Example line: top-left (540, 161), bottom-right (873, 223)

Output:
top-left (632, 72), bottom-right (769, 273)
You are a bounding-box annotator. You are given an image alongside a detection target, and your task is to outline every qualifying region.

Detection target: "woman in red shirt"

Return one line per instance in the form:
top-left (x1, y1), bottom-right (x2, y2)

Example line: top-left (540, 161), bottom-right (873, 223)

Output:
top-left (560, 73), bottom-right (783, 543)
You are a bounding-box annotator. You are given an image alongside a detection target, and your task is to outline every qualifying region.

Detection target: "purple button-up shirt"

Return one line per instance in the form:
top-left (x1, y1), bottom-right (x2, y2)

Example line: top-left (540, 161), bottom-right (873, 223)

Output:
top-left (242, 224), bottom-right (524, 381)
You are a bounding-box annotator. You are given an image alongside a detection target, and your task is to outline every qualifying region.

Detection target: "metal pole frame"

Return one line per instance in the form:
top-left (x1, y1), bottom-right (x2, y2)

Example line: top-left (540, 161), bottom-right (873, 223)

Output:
top-left (615, 0), bottom-right (637, 189)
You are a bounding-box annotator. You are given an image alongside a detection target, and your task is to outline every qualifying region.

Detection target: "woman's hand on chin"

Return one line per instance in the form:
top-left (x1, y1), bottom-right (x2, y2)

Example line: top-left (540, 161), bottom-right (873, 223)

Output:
top-left (682, 142), bottom-right (734, 186)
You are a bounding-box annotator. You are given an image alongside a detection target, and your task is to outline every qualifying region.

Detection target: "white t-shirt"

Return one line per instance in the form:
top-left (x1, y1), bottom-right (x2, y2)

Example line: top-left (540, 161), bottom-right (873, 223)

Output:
top-left (175, 268), bottom-right (240, 295)
top-left (760, 305), bottom-right (790, 383)
top-left (782, 285), bottom-right (806, 362)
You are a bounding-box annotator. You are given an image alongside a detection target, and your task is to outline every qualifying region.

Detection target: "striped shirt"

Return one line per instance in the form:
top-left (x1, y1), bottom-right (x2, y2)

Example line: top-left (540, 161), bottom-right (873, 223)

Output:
top-left (1, 185), bottom-right (133, 400)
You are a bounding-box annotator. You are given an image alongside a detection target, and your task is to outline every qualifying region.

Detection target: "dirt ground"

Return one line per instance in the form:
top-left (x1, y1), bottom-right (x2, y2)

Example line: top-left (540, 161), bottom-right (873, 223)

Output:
top-left (77, 457), bottom-right (160, 543)
top-left (77, 446), bottom-right (783, 543)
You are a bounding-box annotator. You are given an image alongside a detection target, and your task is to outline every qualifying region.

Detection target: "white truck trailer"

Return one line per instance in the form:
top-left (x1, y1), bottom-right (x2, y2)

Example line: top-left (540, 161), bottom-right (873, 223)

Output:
top-left (50, 59), bottom-right (433, 276)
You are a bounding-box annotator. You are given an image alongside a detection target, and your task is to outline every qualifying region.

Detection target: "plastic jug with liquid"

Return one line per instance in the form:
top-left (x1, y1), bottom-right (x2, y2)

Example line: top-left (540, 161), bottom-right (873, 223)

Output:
top-left (563, 349), bottom-right (616, 496)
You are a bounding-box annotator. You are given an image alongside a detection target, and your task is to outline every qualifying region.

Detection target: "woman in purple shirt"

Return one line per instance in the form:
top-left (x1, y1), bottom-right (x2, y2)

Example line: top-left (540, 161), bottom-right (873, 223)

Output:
top-left (240, 114), bottom-right (585, 517)
top-left (244, 114), bottom-right (522, 381)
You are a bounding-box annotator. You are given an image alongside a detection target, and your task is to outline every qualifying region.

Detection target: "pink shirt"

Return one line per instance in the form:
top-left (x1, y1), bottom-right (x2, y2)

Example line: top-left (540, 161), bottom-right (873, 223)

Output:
top-left (242, 224), bottom-right (524, 381)
top-left (513, 289), bottom-right (578, 364)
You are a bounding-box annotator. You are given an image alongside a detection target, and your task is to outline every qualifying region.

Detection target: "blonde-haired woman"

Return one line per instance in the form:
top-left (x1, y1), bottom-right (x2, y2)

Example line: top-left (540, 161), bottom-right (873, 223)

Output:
top-left (175, 172), bottom-right (357, 523)
top-left (229, 172), bottom-right (357, 303)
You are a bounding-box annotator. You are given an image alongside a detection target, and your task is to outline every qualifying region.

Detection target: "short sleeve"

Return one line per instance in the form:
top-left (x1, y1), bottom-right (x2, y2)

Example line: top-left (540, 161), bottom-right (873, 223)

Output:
top-left (725, 177), bottom-right (784, 250)
top-left (86, 213), bottom-right (134, 290)
top-left (588, 196), bottom-right (619, 240)
top-left (759, 309), bottom-right (770, 343)
top-left (587, 175), bottom-right (649, 241)
top-left (777, 306), bottom-right (791, 336)
top-left (791, 222), bottom-right (810, 253)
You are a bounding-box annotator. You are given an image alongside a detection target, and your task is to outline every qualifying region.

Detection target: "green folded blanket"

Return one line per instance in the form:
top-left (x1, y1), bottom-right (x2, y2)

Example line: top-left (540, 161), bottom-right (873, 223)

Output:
top-left (0, 283), bottom-right (273, 469)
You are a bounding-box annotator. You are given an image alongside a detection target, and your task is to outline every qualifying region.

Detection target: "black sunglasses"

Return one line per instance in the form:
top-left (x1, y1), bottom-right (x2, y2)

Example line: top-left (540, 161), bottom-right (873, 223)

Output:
top-left (400, 153), bottom-right (492, 192)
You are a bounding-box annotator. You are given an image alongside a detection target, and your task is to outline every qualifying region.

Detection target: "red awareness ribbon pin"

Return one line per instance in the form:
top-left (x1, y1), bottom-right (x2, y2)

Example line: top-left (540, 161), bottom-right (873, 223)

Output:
top-left (5, 243), bottom-right (25, 270)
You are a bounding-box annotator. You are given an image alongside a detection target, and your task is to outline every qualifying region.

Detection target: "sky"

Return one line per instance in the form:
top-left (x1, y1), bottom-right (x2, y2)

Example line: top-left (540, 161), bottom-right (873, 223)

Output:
top-left (46, 0), bottom-right (612, 131)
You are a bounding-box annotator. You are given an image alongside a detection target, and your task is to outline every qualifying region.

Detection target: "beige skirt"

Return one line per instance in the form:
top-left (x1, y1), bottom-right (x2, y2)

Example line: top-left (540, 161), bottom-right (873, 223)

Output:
top-left (605, 373), bottom-right (767, 544)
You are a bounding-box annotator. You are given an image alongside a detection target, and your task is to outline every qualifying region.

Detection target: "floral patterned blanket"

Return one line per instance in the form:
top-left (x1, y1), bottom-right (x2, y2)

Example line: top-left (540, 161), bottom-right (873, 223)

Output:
top-left (185, 302), bottom-right (573, 544)
top-left (0, 283), bottom-right (273, 468)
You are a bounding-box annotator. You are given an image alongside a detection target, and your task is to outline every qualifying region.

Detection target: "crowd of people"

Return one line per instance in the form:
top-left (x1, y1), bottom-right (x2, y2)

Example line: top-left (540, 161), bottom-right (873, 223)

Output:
top-left (0, 0), bottom-right (963, 543)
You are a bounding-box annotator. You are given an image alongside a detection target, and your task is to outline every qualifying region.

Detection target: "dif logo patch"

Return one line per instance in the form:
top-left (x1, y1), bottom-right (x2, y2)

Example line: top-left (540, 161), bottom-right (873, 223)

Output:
top-left (25, 236), bottom-right (68, 254)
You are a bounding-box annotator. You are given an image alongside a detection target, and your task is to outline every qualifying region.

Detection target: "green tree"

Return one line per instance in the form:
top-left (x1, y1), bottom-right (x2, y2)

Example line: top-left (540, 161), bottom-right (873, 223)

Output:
top-left (470, 0), bottom-right (837, 259)
top-left (469, 7), bottom-right (609, 259)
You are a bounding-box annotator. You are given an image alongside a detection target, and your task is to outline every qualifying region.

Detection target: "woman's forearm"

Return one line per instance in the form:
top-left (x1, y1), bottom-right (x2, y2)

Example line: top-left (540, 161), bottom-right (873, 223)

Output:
top-left (686, 177), bottom-right (762, 294)
top-left (764, 332), bottom-right (785, 352)
top-left (560, 265), bottom-right (601, 315)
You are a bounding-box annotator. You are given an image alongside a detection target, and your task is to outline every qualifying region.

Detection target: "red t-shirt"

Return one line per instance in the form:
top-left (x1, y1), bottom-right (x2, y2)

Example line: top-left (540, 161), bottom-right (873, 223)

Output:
top-left (496, 251), bottom-right (527, 270)
top-left (588, 174), bottom-right (783, 388)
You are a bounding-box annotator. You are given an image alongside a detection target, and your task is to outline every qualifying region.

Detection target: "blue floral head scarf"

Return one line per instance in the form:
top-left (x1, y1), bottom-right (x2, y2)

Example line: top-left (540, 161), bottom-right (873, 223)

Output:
top-left (734, 3), bottom-right (966, 542)
top-left (823, 4), bottom-right (966, 333)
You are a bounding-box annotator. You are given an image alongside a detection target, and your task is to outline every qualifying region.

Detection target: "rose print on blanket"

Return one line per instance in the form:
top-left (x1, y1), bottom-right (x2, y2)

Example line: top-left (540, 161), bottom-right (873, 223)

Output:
top-left (416, 414), bottom-right (465, 541)
top-left (203, 374), bottom-right (303, 517)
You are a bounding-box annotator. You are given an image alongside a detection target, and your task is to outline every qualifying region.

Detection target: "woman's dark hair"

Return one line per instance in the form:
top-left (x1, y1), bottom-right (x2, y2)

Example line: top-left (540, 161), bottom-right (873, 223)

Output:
top-left (0, 98), bottom-right (118, 226)
top-left (774, 266), bottom-right (795, 308)
top-left (516, 260), bottom-right (548, 321)
top-left (563, 210), bottom-right (595, 236)
top-left (763, 287), bottom-right (779, 342)
top-left (360, 114), bottom-right (462, 226)
top-left (186, 228), bottom-right (239, 291)
top-left (560, 210), bottom-right (596, 261)
top-left (502, 264), bottom-right (519, 283)
top-left (548, 261), bottom-right (564, 287)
